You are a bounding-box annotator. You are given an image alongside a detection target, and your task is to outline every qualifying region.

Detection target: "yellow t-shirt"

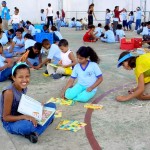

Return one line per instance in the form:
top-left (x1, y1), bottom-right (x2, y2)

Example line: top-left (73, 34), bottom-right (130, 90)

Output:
top-left (134, 53), bottom-right (150, 83)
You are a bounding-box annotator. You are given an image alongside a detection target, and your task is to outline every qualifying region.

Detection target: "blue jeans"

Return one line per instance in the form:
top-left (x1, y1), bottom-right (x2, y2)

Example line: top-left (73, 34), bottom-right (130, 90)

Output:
top-left (56, 20), bottom-right (61, 31)
top-left (2, 103), bottom-right (56, 136)
top-left (105, 19), bottom-right (110, 25)
top-left (0, 68), bottom-right (12, 82)
top-left (135, 19), bottom-right (141, 30)
top-left (65, 83), bottom-right (96, 102)
top-left (127, 21), bottom-right (133, 30)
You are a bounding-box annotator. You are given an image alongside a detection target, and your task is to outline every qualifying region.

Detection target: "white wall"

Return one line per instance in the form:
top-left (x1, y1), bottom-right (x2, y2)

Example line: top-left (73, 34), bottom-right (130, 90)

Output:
top-left (4, 0), bottom-right (150, 24)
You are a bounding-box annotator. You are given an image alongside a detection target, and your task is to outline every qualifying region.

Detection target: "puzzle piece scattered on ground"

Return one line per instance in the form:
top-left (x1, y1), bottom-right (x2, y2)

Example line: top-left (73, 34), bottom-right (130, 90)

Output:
top-left (46, 97), bottom-right (75, 106)
top-left (54, 110), bottom-right (62, 118)
top-left (84, 103), bottom-right (103, 110)
top-left (56, 120), bottom-right (87, 132)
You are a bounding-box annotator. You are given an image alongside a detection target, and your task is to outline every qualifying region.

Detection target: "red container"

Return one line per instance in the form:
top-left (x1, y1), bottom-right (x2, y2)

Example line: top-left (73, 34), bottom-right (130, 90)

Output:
top-left (133, 38), bottom-right (142, 48)
top-left (120, 38), bottom-right (135, 50)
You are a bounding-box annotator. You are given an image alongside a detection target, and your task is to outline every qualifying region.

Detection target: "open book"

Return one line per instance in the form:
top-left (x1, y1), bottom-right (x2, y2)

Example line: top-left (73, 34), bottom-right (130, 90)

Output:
top-left (18, 94), bottom-right (55, 126)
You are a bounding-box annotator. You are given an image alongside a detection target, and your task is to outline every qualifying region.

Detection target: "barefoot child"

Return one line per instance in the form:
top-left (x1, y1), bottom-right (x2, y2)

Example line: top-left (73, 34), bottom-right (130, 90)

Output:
top-left (61, 46), bottom-right (103, 102)
top-left (0, 62), bottom-right (56, 143)
top-left (116, 51), bottom-right (150, 101)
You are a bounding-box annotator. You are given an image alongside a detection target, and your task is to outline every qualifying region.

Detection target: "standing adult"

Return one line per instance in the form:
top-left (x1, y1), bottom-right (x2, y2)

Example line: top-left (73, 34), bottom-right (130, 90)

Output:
top-left (87, 3), bottom-right (96, 26)
top-left (113, 6), bottom-right (124, 35)
top-left (61, 9), bottom-right (65, 22)
top-left (46, 3), bottom-right (53, 27)
top-left (1, 1), bottom-right (10, 31)
top-left (135, 7), bottom-right (144, 30)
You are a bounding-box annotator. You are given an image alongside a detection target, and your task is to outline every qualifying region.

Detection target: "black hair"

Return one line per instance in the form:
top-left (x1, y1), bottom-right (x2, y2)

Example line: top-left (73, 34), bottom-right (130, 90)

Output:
top-left (24, 33), bottom-right (33, 39)
top-left (129, 11), bottom-right (134, 16)
top-left (71, 17), bottom-right (75, 21)
top-left (41, 9), bottom-right (44, 13)
top-left (88, 24), bottom-right (95, 29)
top-left (114, 6), bottom-right (119, 10)
top-left (16, 28), bottom-right (23, 34)
top-left (104, 25), bottom-right (110, 30)
top-left (42, 39), bottom-right (50, 45)
top-left (51, 25), bottom-right (57, 31)
top-left (58, 39), bottom-right (68, 47)
top-left (117, 24), bottom-right (122, 29)
top-left (106, 9), bottom-right (110, 13)
top-left (77, 46), bottom-right (100, 64)
top-left (56, 11), bottom-right (60, 18)
top-left (48, 3), bottom-right (51, 7)
top-left (118, 51), bottom-right (137, 68)
top-left (13, 64), bottom-right (30, 77)
top-left (147, 21), bottom-right (150, 25)
top-left (98, 23), bottom-right (102, 27)
top-left (33, 42), bottom-right (42, 50)
top-left (9, 29), bottom-right (14, 34)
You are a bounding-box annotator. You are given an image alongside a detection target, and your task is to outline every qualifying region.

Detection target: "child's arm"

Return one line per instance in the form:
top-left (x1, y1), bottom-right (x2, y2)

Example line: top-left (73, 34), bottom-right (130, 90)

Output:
top-left (36, 58), bottom-right (51, 69)
top-left (116, 73), bottom-right (145, 101)
top-left (61, 78), bottom-right (75, 98)
top-left (62, 52), bottom-right (77, 68)
top-left (3, 90), bottom-right (37, 126)
top-left (87, 76), bottom-right (103, 92)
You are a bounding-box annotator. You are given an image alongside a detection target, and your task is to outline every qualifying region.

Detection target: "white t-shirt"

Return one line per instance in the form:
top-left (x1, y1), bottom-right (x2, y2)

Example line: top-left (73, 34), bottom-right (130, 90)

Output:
top-left (28, 25), bottom-right (36, 36)
top-left (71, 61), bottom-right (102, 91)
top-left (25, 39), bottom-right (36, 49)
top-left (61, 49), bottom-right (72, 66)
top-left (116, 29), bottom-right (125, 39)
top-left (47, 7), bottom-right (53, 17)
top-left (54, 31), bottom-right (63, 40)
top-left (41, 13), bottom-right (46, 24)
top-left (95, 27), bottom-right (103, 37)
top-left (129, 16), bottom-right (134, 21)
top-left (136, 11), bottom-right (142, 20)
top-left (47, 44), bottom-right (61, 64)
top-left (11, 14), bottom-right (21, 24)
top-left (121, 12), bottom-right (127, 21)
top-left (0, 55), bottom-right (6, 68)
top-left (105, 13), bottom-right (112, 19)
top-left (0, 33), bottom-right (8, 45)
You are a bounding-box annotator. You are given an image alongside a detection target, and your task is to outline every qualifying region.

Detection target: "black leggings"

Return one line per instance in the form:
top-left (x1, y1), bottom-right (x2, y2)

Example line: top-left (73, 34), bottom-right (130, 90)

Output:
top-left (88, 15), bottom-right (93, 26)
top-left (47, 16), bottom-right (53, 27)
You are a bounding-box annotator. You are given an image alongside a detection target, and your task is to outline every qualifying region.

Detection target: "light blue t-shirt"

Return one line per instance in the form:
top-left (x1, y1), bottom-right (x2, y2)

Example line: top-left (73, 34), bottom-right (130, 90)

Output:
top-left (47, 44), bottom-right (61, 64)
top-left (71, 61), bottom-right (102, 91)
top-left (0, 55), bottom-right (6, 73)
top-left (13, 36), bottom-right (25, 48)
top-left (136, 11), bottom-right (142, 20)
top-left (1, 7), bottom-right (10, 20)
top-left (104, 30), bottom-right (115, 42)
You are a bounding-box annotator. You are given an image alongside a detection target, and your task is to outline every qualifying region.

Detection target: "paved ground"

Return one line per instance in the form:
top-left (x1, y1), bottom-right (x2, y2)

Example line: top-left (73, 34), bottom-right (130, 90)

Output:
top-left (0, 27), bottom-right (150, 150)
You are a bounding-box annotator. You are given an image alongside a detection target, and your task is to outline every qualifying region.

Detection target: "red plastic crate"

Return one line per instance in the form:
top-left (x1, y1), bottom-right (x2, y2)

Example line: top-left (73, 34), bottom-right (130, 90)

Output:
top-left (133, 38), bottom-right (142, 48)
top-left (120, 38), bottom-right (135, 50)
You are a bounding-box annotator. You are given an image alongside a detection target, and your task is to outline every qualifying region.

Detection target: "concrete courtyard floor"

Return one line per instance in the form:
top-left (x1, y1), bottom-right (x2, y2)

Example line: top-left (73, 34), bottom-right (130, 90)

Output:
top-left (0, 28), bottom-right (150, 150)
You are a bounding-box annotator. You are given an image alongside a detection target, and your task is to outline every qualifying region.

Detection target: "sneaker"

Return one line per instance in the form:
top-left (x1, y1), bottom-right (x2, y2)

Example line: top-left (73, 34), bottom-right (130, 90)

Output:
top-left (43, 70), bottom-right (49, 77)
top-left (25, 132), bottom-right (38, 143)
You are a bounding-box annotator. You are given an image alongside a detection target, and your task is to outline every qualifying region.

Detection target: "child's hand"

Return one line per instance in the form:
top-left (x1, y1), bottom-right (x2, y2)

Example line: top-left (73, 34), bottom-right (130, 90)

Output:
top-left (116, 96), bottom-right (128, 102)
top-left (61, 90), bottom-right (65, 99)
top-left (86, 87), bottom-right (93, 92)
top-left (58, 60), bottom-right (62, 65)
top-left (24, 115), bottom-right (38, 127)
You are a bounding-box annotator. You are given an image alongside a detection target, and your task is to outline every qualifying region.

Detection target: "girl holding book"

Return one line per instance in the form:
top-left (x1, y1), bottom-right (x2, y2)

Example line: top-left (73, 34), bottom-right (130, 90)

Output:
top-left (0, 62), bottom-right (56, 143)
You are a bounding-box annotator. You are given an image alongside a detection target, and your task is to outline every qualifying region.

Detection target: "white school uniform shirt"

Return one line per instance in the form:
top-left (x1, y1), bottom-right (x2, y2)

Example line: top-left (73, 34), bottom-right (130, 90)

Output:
top-left (141, 26), bottom-right (150, 36)
top-left (28, 25), bottom-right (36, 36)
top-left (71, 61), bottom-right (102, 91)
top-left (61, 49), bottom-right (72, 66)
top-left (76, 21), bottom-right (82, 27)
top-left (47, 44), bottom-right (61, 61)
top-left (0, 33), bottom-right (8, 45)
top-left (25, 39), bottom-right (36, 49)
top-left (11, 14), bottom-right (21, 24)
top-left (105, 13), bottom-right (112, 19)
top-left (41, 13), bottom-right (46, 24)
top-left (95, 27), bottom-right (103, 37)
top-left (47, 7), bottom-right (53, 17)
top-left (121, 12), bottom-right (127, 21)
top-left (104, 30), bottom-right (115, 42)
top-left (129, 15), bottom-right (134, 21)
top-left (136, 11), bottom-right (142, 20)
top-left (54, 31), bottom-right (63, 40)
top-left (116, 29), bottom-right (125, 39)
top-left (0, 54), bottom-right (5, 68)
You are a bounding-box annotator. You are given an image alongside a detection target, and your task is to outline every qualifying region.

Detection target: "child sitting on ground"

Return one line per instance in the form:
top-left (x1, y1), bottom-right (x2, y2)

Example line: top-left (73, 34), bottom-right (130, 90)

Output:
top-left (95, 23), bottom-right (103, 38)
top-left (47, 39), bottom-right (76, 79)
top-left (51, 26), bottom-right (63, 42)
top-left (5, 29), bottom-right (14, 43)
top-left (115, 24), bottom-right (125, 42)
top-left (36, 39), bottom-right (61, 71)
top-left (0, 43), bottom-right (14, 82)
top-left (83, 25), bottom-right (99, 42)
top-left (116, 51), bottom-right (150, 101)
top-left (25, 42), bottom-right (42, 69)
top-left (0, 62), bottom-right (56, 143)
top-left (61, 46), bottom-right (103, 102)
top-left (0, 29), bottom-right (8, 45)
top-left (101, 25), bottom-right (115, 43)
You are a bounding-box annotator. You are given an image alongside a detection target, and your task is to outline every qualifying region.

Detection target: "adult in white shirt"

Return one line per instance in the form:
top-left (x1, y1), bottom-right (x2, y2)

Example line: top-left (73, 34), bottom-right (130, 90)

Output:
top-left (46, 3), bottom-right (53, 27)
top-left (135, 7), bottom-right (144, 30)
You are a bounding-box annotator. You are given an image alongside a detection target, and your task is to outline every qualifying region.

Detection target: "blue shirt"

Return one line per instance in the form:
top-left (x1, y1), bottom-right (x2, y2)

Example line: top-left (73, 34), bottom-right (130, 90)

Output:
top-left (1, 7), bottom-right (10, 20)
top-left (71, 61), bottom-right (102, 91)
top-left (13, 36), bottom-right (25, 48)
top-left (104, 30), bottom-right (115, 42)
